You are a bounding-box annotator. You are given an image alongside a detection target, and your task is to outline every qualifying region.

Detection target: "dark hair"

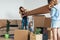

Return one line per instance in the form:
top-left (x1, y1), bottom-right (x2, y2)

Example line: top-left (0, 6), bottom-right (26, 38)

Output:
top-left (19, 6), bottom-right (24, 12)
top-left (48, 0), bottom-right (57, 5)
top-left (48, 0), bottom-right (52, 4)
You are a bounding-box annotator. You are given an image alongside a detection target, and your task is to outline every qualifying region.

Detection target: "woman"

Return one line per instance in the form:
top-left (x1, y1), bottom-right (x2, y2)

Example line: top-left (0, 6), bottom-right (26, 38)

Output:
top-left (49, 0), bottom-right (60, 40)
top-left (19, 6), bottom-right (28, 30)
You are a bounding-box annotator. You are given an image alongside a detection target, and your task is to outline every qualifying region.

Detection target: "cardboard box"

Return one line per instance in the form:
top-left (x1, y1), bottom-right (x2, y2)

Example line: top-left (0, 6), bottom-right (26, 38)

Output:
top-left (36, 34), bottom-right (43, 40)
top-left (30, 32), bottom-right (36, 40)
top-left (44, 18), bottom-right (51, 28)
top-left (27, 5), bottom-right (49, 16)
top-left (33, 15), bottom-right (45, 27)
top-left (14, 30), bottom-right (29, 40)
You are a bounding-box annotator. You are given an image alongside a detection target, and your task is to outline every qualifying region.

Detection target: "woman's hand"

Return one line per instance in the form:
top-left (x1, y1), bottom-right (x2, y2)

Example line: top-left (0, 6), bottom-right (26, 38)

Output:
top-left (22, 14), bottom-right (27, 17)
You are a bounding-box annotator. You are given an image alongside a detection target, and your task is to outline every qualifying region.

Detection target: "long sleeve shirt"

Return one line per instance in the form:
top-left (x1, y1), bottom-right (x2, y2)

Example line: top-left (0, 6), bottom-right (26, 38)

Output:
top-left (51, 3), bottom-right (60, 21)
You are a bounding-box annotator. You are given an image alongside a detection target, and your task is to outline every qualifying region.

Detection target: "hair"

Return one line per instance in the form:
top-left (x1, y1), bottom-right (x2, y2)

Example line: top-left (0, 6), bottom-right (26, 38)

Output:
top-left (51, 0), bottom-right (57, 5)
top-left (48, 0), bottom-right (52, 4)
top-left (19, 6), bottom-right (24, 12)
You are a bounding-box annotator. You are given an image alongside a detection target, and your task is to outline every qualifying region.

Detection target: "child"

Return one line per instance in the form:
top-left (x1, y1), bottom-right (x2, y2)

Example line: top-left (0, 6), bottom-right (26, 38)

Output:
top-left (28, 16), bottom-right (34, 32)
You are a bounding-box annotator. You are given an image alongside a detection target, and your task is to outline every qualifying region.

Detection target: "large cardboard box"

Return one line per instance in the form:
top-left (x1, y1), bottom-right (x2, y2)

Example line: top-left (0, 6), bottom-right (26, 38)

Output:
top-left (44, 18), bottom-right (51, 28)
top-left (14, 30), bottom-right (29, 40)
top-left (33, 15), bottom-right (45, 27)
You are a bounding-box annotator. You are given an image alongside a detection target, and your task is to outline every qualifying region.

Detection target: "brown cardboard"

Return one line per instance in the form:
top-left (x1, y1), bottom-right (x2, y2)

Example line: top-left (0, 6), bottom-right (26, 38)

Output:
top-left (27, 5), bottom-right (50, 16)
top-left (0, 20), bottom-right (7, 28)
top-left (44, 18), bottom-right (51, 28)
top-left (26, 0), bottom-right (56, 16)
top-left (14, 30), bottom-right (29, 40)
top-left (33, 15), bottom-right (51, 28)
top-left (30, 32), bottom-right (36, 40)
top-left (36, 34), bottom-right (43, 40)
top-left (33, 15), bottom-right (45, 27)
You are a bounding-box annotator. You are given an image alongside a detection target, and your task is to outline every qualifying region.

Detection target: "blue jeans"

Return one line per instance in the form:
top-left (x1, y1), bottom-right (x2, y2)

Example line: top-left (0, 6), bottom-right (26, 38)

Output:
top-left (29, 27), bottom-right (32, 32)
top-left (21, 19), bottom-right (28, 30)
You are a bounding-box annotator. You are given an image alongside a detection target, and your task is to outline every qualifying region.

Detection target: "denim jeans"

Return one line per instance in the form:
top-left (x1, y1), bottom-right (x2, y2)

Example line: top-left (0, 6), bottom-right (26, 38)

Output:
top-left (21, 19), bottom-right (28, 30)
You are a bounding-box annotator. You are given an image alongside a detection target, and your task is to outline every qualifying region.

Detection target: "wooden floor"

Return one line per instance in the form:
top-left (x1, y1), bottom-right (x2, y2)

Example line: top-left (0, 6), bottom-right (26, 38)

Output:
top-left (0, 37), bottom-right (13, 40)
top-left (0, 37), bottom-right (51, 40)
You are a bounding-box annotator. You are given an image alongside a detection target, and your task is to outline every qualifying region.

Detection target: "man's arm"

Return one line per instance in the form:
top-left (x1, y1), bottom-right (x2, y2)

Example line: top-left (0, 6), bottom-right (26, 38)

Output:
top-left (26, 5), bottom-right (50, 16)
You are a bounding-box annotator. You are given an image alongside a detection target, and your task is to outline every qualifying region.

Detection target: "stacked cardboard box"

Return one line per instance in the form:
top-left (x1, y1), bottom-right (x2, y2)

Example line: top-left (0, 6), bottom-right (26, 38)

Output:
top-left (33, 15), bottom-right (51, 39)
top-left (30, 32), bottom-right (36, 40)
top-left (14, 30), bottom-right (36, 40)
top-left (14, 30), bottom-right (29, 40)
top-left (33, 15), bottom-right (45, 28)
top-left (44, 18), bottom-right (51, 28)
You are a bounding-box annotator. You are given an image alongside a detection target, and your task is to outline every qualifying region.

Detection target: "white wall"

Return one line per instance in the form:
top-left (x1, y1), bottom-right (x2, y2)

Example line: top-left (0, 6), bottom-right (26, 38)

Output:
top-left (24, 0), bottom-right (48, 10)
top-left (0, 0), bottom-right (24, 20)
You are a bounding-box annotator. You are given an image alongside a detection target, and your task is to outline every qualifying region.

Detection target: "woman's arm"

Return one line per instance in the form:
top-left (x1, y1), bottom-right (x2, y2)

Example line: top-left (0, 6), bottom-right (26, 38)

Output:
top-left (51, 7), bottom-right (57, 17)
